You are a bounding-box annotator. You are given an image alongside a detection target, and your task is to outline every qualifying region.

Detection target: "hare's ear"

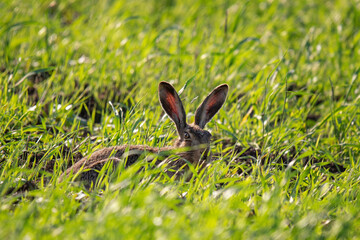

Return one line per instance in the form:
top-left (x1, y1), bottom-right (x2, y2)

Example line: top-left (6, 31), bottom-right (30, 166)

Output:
top-left (159, 82), bottom-right (187, 138)
top-left (195, 84), bottom-right (228, 129)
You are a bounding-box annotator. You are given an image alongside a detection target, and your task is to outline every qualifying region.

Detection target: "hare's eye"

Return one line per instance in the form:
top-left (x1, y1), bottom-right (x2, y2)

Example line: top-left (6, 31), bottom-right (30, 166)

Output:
top-left (184, 132), bottom-right (190, 139)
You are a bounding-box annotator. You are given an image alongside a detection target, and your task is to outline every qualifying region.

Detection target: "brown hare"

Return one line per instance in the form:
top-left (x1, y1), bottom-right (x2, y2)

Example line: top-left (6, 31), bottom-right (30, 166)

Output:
top-left (61, 81), bottom-right (228, 186)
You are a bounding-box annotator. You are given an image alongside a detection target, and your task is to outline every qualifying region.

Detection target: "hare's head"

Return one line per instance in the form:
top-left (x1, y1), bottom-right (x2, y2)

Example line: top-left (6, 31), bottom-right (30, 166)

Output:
top-left (159, 82), bottom-right (228, 164)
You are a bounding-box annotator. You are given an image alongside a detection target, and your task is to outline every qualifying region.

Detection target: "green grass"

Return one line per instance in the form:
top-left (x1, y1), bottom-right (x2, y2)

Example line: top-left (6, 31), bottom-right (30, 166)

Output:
top-left (1, 0), bottom-right (360, 238)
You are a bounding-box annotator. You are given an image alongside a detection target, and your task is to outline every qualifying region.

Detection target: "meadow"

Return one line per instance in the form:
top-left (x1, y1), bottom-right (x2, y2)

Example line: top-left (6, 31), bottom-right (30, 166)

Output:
top-left (1, 0), bottom-right (360, 238)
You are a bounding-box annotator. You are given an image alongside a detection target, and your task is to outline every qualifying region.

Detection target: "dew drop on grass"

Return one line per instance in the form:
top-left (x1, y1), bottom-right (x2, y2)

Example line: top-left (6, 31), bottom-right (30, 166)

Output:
top-left (78, 55), bottom-right (86, 64)
top-left (74, 191), bottom-right (87, 201)
top-left (65, 105), bottom-right (72, 111)
top-left (262, 191), bottom-right (271, 202)
top-left (38, 27), bottom-right (47, 37)
top-left (153, 217), bottom-right (163, 226)
top-left (106, 200), bottom-right (120, 214)
top-left (223, 188), bottom-right (236, 200)
top-left (28, 105), bottom-right (37, 111)
top-left (120, 38), bottom-right (128, 46)
top-left (23, 235), bottom-right (31, 240)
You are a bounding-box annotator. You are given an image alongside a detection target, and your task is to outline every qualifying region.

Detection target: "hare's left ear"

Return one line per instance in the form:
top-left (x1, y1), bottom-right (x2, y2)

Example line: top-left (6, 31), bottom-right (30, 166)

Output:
top-left (194, 84), bottom-right (228, 129)
top-left (159, 81), bottom-right (187, 138)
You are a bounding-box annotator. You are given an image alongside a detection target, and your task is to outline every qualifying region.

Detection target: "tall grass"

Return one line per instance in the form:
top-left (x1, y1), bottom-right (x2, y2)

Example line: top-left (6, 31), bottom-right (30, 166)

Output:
top-left (1, 0), bottom-right (360, 238)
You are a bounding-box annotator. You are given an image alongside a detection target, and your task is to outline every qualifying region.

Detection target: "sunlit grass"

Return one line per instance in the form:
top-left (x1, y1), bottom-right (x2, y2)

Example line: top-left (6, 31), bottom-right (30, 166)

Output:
top-left (1, 0), bottom-right (360, 238)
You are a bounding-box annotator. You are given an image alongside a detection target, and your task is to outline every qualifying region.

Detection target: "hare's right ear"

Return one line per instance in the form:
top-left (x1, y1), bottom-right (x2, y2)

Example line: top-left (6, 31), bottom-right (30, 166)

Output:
top-left (159, 82), bottom-right (187, 138)
top-left (195, 84), bottom-right (228, 129)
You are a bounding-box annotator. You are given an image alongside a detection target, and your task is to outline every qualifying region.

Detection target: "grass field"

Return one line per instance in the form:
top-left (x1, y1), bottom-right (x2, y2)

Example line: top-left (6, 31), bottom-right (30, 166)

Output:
top-left (1, 0), bottom-right (360, 238)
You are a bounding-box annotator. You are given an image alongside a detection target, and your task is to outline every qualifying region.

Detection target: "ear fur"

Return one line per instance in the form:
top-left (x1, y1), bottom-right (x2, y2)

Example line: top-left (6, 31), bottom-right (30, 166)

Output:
top-left (194, 84), bottom-right (228, 128)
top-left (158, 82), bottom-right (187, 138)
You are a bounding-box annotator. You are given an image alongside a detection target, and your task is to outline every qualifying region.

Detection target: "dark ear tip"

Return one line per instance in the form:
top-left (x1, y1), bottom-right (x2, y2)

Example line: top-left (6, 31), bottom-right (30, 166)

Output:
top-left (218, 84), bottom-right (229, 90)
top-left (215, 84), bottom-right (229, 95)
top-left (159, 81), bottom-right (172, 88)
top-left (159, 81), bottom-right (168, 86)
top-left (159, 81), bottom-right (176, 93)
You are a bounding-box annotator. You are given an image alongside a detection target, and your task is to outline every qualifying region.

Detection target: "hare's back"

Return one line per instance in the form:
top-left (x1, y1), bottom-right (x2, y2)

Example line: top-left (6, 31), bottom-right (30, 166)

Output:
top-left (63, 145), bottom-right (166, 184)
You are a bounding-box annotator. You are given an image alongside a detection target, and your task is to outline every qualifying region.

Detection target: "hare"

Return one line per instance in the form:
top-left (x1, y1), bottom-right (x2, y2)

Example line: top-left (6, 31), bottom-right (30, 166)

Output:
top-left (61, 81), bottom-right (228, 186)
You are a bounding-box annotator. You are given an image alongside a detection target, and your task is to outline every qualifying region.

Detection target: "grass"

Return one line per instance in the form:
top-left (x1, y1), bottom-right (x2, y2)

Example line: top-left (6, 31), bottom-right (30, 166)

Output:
top-left (1, 0), bottom-right (360, 238)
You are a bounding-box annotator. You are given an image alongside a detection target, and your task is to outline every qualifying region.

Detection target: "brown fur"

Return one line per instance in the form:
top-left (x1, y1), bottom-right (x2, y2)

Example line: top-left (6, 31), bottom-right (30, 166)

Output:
top-left (61, 124), bottom-right (211, 184)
